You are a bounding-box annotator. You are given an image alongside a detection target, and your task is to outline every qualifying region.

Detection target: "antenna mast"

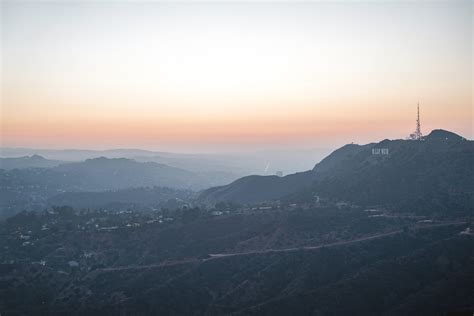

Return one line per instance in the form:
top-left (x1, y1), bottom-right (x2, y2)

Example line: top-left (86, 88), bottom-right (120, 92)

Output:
top-left (415, 102), bottom-right (422, 140)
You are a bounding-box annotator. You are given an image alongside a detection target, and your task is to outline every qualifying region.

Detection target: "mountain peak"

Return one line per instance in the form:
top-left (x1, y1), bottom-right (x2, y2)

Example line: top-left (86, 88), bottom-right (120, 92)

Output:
top-left (84, 157), bottom-right (131, 163)
top-left (30, 154), bottom-right (45, 160)
top-left (425, 129), bottom-right (464, 141)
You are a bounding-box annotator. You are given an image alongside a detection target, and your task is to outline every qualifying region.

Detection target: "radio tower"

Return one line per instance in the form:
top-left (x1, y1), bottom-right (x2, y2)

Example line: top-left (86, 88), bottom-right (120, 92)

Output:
top-left (415, 102), bottom-right (422, 140)
top-left (408, 103), bottom-right (423, 140)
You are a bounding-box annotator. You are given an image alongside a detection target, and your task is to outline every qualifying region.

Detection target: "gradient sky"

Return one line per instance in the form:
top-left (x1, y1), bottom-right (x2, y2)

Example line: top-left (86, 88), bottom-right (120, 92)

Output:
top-left (1, 1), bottom-right (472, 152)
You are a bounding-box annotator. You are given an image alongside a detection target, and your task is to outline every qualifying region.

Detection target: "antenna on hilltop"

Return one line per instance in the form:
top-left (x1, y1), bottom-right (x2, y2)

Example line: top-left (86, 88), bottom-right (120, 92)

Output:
top-left (408, 102), bottom-right (423, 140)
top-left (415, 102), bottom-right (422, 139)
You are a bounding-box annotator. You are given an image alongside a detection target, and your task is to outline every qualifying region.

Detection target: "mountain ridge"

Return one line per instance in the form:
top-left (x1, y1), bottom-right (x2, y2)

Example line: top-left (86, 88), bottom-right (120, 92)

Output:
top-left (0, 155), bottom-right (65, 170)
top-left (199, 129), bottom-right (473, 215)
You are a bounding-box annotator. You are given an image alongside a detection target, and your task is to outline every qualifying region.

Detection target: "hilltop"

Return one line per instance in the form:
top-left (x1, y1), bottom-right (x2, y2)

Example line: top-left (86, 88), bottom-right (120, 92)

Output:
top-left (199, 129), bottom-right (473, 215)
top-left (0, 155), bottom-right (65, 170)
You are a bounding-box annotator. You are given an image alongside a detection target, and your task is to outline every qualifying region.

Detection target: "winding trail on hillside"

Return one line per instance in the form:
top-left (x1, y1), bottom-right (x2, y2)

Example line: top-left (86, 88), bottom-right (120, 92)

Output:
top-left (92, 221), bottom-right (467, 273)
top-left (207, 230), bottom-right (401, 258)
top-left (207, 220), bottom-right (467, 259)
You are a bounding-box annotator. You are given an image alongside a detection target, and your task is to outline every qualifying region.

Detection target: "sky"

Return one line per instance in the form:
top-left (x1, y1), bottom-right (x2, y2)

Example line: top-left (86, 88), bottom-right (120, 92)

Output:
top-left (1, 1), bottom-right (473, 152)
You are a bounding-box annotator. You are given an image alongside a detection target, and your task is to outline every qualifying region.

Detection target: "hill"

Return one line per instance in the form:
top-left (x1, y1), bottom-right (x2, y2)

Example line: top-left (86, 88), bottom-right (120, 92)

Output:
top-left (199, 130), bottom-right (473, 215)
top-left (198, 171), bottom-right (315, 205)
top-left (424, 129), bottom-right (465, 141)
top-left (0, 155), bottom-right (65, 170)
top-left (0, 157), bottom-right (221, 218)
top-left (52, 157), bottom-right (202, 191)
top-left (308, 129), bottom-right (473, 214)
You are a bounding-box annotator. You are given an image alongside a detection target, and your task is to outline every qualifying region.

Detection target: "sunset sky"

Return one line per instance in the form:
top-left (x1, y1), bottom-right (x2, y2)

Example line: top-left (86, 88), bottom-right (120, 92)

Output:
top-left (1, 1), bottom-right (472, 152)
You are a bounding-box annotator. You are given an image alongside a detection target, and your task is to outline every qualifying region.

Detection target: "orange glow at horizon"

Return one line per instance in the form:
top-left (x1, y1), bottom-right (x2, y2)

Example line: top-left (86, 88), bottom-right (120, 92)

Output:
top-left (3, 101), bottom-right (471, 149)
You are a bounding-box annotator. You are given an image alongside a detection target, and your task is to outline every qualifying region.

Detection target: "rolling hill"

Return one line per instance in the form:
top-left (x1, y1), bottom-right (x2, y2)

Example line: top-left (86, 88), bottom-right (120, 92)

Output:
top-left (199, 129), bottom-right (473, 215)
top-left (1, 157), bottom-right (221, 218)
top-left (198, 171), bottom-right (315, 205)
top-left (0, 155), bottom-right (65, 170)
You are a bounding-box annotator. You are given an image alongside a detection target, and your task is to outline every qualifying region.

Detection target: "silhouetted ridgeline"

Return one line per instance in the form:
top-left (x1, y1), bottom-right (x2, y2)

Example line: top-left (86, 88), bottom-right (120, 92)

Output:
top-left (199, 171), bottom-right (315, 205)
top-left (0, 155), bottom-right (65, 170)
top-left (199, 129), bottom-right (473, 215)
top-left (0, 157), bottom-right (231, 219)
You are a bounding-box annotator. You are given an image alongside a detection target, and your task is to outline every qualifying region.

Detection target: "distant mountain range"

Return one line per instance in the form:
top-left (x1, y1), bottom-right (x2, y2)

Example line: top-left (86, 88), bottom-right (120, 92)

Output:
top-left (0, 148), bottom-right (250, 180)
top-left (0, 148), bottom-right (168, 162)
top-left (0, 156), bottom-right (233, 193)
top-left (0, 147), bottom-right (330, 176)
top-left (52, 157), bottom-right (204, 191)
top-left (199, 129), bottom-right (473, 215)
top-left (0, 157), bottom-right (233, 218)
top-left (0, 155), bottom-right (66, 170)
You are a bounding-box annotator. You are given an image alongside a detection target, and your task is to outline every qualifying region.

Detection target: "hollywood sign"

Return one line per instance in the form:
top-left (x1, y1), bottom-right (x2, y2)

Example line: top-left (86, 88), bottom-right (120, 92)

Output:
top-left (372, 148), bottom-right (389, 155)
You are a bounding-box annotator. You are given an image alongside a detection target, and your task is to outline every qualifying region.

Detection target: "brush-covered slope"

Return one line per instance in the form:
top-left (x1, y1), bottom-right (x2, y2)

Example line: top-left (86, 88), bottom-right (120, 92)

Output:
top-left (199, 130), bottom-right (473, 214)
top-left (198, 171), bottom-right (316, 204)
top-left (308, 129), bottom-right (473, 214)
